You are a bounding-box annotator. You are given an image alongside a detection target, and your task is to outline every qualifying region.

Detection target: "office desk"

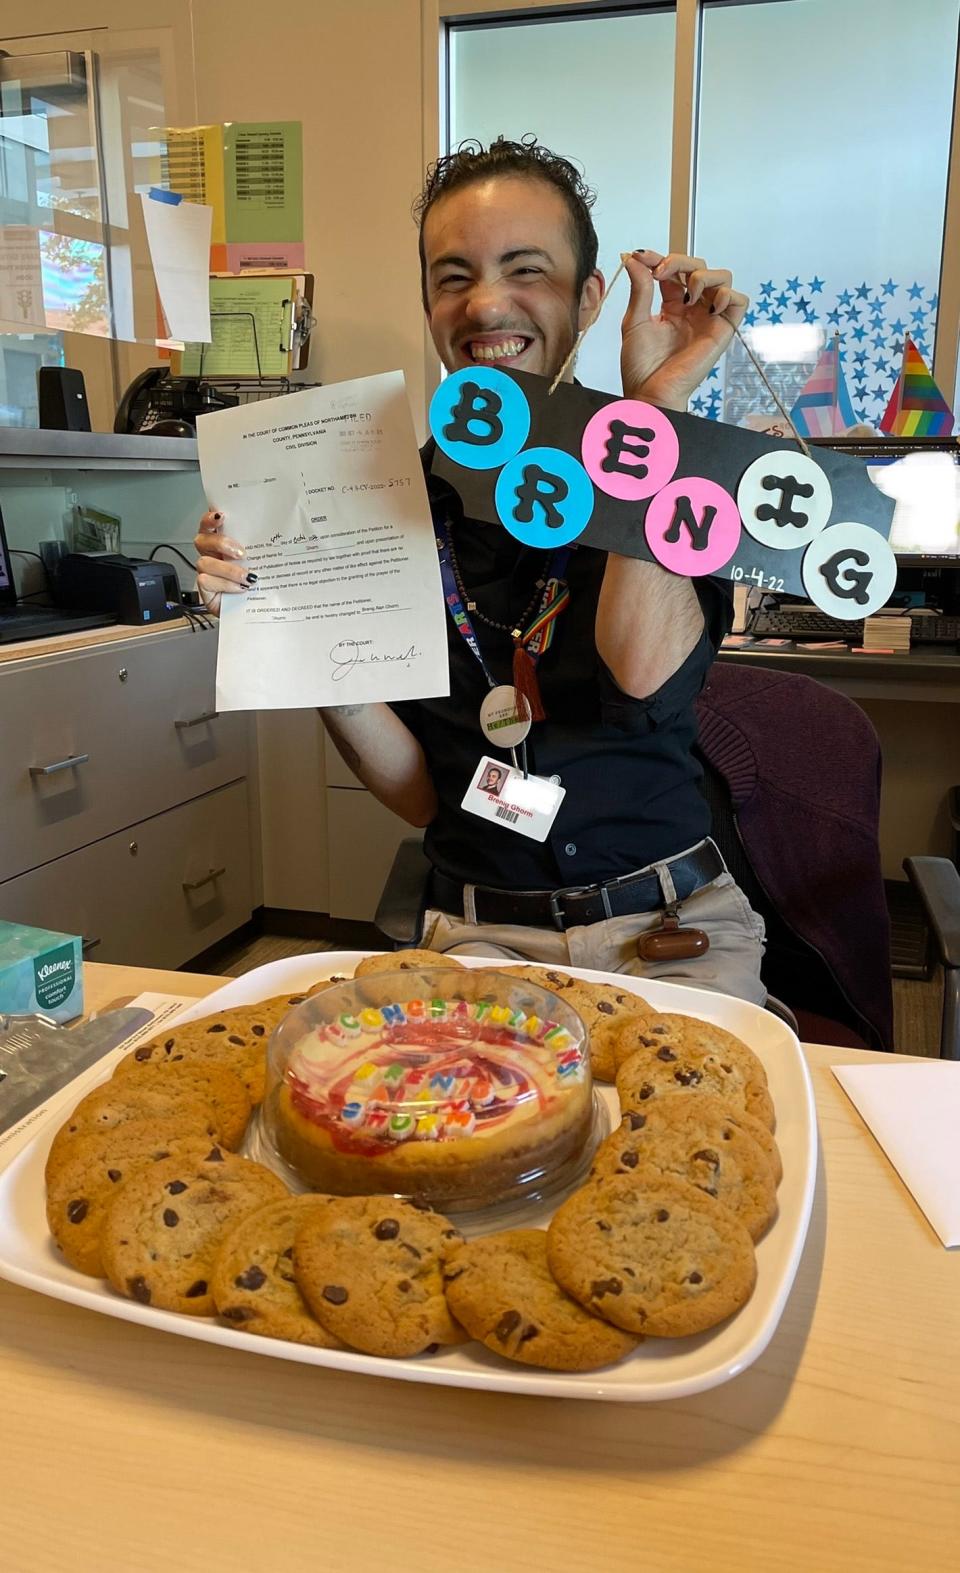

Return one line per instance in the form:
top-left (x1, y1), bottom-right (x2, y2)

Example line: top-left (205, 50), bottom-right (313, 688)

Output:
top-left (718, 643), bottom-right (960, 877)
top-left (0, 962), bottom-right (959, 1573)
top-left (719, 640), bottom-right (960, 702)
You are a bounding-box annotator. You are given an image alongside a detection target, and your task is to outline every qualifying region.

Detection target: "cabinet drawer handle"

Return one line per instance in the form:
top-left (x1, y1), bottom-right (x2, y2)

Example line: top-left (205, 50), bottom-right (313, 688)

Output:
top-left (175, 711), bottom-right (219, 731)
top-left (82, 936), bottom-right (102, 954)
top-left (182, 866), bottom-right (226, 892)
top-left (29, 753), bottom-right (90, 777)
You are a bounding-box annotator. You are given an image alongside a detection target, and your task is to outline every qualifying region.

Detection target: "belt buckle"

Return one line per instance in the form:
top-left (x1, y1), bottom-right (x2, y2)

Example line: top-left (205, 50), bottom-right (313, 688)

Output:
top-left (549, 882), bottom-right (612, 930)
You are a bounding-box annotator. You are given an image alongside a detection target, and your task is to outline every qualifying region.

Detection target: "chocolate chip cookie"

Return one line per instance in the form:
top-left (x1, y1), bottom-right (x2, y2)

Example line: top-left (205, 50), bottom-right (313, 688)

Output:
top-left (591, 1093), bottom-right (778, 1241)
top-left (442, 1228), bottom-right (638, 1371)
top-left (112, 1007), bottom-right (271, 1104)
top-left (212, 1195), bottom-right (346, 1348)
top-left (547, 1173), bottom-right (757, 1337)
top-left (494, 964), bottom-right (579, 994)
top-left (353, 949), bottom-right (463, 978)
top-left (615, 1030), bottom-right (775, 1131)
top-left (100, 1149), bottom-right (287, 1315)
top-left (46, 1123), bottom-right (216, 1277)
top-left (641, 1015), bottom-right (769, 1085)
top-left (107, 1061), bottom-right (252, 1150)
top-left (44, 1081), bottom-right (218, 1184)
top-left (562, 982), bottom-right (656, 1083)
top-left (258, 978), bottom-right (349, 1020)
top-left (294, 1195), bottom-right (466, 1358)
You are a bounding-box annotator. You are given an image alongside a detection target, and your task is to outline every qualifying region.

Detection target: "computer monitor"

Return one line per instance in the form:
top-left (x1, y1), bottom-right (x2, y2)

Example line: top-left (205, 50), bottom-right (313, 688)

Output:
top-left (810, 436), bottom-right (960, 566)
top-left (0, 504), bottom-right (21, 607)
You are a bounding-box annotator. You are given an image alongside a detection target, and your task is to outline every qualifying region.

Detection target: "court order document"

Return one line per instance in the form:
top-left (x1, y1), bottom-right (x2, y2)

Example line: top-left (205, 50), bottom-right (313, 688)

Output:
top-left (197, 372), bottom-right (449, 710)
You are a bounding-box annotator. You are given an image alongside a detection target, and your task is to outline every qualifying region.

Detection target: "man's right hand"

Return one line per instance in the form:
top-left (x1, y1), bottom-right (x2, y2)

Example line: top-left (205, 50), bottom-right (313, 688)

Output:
top-left (194, 508), bottom-right (252, 615)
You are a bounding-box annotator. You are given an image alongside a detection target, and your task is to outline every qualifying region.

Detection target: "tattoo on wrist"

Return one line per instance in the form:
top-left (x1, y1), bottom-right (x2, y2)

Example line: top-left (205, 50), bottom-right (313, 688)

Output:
top-left (320, 704), bottom-right (366, 718)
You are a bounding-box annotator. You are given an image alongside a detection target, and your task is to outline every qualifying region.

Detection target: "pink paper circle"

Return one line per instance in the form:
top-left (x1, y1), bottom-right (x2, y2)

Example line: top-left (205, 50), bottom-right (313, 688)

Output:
top-left (644, 477), bottom-right (742, 576)
top-left (581, 399), bottom-right (679, 501)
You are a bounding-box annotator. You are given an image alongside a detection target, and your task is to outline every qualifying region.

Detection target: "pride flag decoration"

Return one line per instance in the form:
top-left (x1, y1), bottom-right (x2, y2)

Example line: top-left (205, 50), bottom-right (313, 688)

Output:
top-left (879, 335), bottom-right (956, 436)
top-left (789, 336), bottom-right (859, 437)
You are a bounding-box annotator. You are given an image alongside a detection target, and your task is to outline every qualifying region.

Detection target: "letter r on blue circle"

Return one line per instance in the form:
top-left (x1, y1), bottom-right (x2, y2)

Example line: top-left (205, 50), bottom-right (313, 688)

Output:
top-left (494, 446), bottom-right (595, 547)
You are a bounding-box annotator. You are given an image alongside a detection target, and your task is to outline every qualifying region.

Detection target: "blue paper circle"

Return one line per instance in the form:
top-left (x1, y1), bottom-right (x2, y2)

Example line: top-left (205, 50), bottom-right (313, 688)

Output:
top-left (429, 366), bottom-right (531, 470)
top-left (494, 446), bottom-right (595, 548)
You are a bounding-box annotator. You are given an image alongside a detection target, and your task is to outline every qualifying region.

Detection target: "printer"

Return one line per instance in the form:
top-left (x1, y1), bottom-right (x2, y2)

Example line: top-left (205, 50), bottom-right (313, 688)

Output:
top-left (55, 553), bottom-right (185, 626)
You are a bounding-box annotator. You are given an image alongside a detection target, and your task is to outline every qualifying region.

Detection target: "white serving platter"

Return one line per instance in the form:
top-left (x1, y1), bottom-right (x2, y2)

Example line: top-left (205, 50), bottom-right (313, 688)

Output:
top-left (0, 952), bottom-right (817, 1402)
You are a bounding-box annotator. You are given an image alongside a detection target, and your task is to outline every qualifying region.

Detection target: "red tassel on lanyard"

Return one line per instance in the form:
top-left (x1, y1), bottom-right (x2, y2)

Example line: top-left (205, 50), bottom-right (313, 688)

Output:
top-left (511, 577), bottom-right (571, 723)
top-left (512, 632), bottom-right (546, 722)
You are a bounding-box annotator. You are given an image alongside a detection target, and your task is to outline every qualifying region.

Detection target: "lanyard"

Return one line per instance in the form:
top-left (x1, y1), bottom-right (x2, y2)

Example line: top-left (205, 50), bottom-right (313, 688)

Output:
top-left (435, 522), bottom-right (571, 691)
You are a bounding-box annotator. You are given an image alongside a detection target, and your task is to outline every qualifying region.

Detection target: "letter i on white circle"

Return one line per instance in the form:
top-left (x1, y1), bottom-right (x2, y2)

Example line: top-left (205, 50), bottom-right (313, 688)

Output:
top-left (737, 450), bottom-right (833, 550)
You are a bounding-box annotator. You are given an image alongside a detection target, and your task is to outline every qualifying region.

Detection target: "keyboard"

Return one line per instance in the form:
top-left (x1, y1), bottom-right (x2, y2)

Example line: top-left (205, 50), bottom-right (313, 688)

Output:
top-left (748, 608), bottom-right (960, 645)
top-left (0, 607), bottom-right (115, 645)
top-left (748, 608), bottom-right (862, 641)
top-left (910, 616), bottom-right (960, 645)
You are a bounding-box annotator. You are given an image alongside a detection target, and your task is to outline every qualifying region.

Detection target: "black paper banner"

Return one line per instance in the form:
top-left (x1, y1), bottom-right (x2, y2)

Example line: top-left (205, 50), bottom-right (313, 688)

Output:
top-left (430, 368), bottom-right (896, 611)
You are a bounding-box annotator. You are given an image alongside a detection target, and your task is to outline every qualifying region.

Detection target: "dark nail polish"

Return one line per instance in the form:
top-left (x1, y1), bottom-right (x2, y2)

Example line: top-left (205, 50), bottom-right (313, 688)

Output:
top-left (683, 290), bottom-right (690, 304)
top-left (213, 512), bottom-right (222, 520)
top-left (246, 572), bottom-right (258, 584)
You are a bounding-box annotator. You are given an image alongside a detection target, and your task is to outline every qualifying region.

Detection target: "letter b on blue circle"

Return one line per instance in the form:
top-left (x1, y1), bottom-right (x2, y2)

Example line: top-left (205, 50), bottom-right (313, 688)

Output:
top-left (429, 366), bottom-right (530, 470)
top-left (495, 447), bottom-right (594, 548)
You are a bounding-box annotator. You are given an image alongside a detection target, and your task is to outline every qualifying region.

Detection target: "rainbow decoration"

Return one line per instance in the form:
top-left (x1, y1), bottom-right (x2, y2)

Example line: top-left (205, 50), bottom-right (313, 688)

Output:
top-left (789, 336), bottom-right (859, 437)
top-left (879, 335), bottom-right (956, 437)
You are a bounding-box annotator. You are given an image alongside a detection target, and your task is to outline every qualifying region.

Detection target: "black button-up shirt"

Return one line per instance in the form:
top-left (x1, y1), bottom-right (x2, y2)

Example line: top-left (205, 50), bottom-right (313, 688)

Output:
top-left (389, 454), bottom-right (732, 891)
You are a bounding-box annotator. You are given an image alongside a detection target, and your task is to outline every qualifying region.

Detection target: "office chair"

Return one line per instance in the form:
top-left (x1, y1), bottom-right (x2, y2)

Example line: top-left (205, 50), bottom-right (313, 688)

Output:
top-left (375, 664), bottom-right (960, 1058)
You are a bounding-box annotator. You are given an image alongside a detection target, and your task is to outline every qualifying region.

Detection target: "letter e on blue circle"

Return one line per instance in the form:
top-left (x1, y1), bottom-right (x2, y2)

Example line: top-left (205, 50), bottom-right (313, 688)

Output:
top-left (494, 446), bottom-right (594, 547)
top-left (429, 366), bottom-right (530, 470)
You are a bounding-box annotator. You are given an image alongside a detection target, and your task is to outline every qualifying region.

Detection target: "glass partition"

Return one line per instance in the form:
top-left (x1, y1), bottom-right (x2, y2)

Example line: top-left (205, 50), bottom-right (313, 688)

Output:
top-left (448, 7), bottom-right (677, 397)
top-left (694, 0), bottom-right (960, 427)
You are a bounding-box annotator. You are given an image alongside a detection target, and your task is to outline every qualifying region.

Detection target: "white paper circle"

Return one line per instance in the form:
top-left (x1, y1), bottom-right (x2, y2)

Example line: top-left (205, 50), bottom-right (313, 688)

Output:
top-left (479, 685), bottom-right (532, 747)
top-left (737, 449), bottom-right (833, 550)
top-left (801, 522), bottom-right (898, 620)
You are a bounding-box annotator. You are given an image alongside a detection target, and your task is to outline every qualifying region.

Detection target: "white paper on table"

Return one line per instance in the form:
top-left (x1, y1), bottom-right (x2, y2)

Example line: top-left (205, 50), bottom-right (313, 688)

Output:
top-left (196, 372), bottom-right (450, 711)
top-left (140, 191), bottom-right (212, 342)
top-left (832, 1061), bottom-right (960, 1247)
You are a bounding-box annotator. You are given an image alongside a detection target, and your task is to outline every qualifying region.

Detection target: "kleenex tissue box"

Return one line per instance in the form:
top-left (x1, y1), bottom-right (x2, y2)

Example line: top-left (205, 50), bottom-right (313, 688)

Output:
top-left (0, 921), bottom-right (84, 1024)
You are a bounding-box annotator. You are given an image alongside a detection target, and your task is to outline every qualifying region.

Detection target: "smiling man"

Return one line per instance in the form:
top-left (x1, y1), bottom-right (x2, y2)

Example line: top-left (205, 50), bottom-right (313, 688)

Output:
top-left (196, 136), bottom-right (766, 1001)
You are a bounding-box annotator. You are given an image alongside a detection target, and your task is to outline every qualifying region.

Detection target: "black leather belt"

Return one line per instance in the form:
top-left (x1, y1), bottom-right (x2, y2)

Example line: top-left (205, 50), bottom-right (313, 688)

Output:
top-left (430, 840), bottom-right (725, 932)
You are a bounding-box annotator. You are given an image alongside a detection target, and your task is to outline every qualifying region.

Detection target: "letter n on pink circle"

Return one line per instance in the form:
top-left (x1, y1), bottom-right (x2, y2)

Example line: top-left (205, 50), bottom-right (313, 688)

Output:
top-left (644, 477), bottom-right (742, 576)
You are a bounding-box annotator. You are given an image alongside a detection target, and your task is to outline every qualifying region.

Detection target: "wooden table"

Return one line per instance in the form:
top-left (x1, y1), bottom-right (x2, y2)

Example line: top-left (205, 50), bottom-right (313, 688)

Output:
top-left (2, 963), bottom-right (958, 1572)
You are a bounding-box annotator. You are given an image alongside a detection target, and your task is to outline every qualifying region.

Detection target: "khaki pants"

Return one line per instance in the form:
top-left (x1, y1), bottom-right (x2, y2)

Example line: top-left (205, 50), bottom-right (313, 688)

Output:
top-left (422, 858), bottom-right (767, 1007)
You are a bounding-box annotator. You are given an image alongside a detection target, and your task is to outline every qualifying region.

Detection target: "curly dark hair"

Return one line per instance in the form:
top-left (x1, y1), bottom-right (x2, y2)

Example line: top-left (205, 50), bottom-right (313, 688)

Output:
top-left (414, 135), bottom-right (599, 308)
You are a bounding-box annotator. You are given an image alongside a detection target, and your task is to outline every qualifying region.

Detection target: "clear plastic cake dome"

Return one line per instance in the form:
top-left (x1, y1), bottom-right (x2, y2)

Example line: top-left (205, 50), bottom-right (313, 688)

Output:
top-left (256, 967), bottom-right (601, 1217)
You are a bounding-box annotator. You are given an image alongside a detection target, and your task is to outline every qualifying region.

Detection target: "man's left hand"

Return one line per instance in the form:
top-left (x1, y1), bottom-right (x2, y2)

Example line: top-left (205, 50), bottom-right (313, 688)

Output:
top-left (620, 250), bottom-right (749, 413)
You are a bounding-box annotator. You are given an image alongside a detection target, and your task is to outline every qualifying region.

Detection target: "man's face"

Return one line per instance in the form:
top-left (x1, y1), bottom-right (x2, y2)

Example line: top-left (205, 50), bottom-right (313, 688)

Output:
top-left (422, 176), bottom-right (602, 382)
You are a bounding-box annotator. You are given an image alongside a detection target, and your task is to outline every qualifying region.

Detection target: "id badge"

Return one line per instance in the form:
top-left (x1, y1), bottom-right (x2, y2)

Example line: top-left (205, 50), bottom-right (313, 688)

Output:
top-left (461, 754), bottom-right (565, 843)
